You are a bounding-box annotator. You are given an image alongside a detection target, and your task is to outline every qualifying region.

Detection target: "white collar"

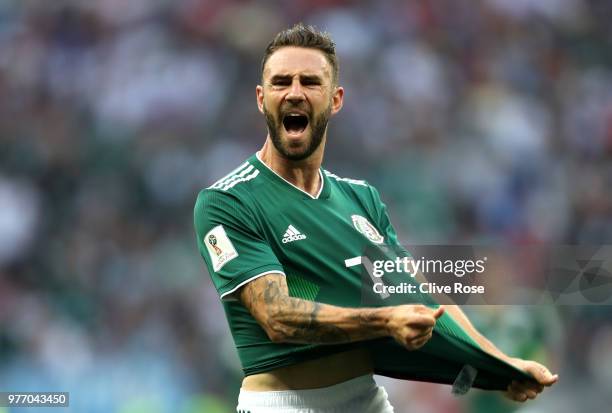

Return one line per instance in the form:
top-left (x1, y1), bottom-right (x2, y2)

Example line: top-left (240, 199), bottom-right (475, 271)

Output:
top-left (255, 151), bottom-right (324, 199)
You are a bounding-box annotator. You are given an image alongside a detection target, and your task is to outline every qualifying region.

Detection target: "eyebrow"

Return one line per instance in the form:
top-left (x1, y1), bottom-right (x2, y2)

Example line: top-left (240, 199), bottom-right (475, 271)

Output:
top-left (269, 74), bottom-right (323, 84)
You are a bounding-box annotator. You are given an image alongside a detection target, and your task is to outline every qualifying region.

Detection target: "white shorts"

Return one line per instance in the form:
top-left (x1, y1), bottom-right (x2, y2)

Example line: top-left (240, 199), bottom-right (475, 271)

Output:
top-left (236, 374), bottom-right (394, 413)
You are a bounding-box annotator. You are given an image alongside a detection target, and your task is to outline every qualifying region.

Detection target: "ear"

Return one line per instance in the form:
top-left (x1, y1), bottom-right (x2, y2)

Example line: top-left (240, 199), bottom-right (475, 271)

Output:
top-left (256, 85), bottom-right (264, 114)
top-left (330, 86), bottom-right (344, 115)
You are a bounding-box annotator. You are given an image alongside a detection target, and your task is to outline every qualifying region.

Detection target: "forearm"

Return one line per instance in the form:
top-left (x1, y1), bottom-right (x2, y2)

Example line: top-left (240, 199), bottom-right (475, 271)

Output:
top-left (240, 274), bottom-right (390, 344)
top-left (444, 305), bottom-right (510, 362)
top-left (267, 295), bottom-right (391, 344)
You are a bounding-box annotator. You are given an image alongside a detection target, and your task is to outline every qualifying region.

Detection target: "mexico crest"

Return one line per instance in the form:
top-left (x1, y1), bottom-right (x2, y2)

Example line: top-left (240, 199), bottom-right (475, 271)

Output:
top-left (351, 215), bottom-right (384, 244)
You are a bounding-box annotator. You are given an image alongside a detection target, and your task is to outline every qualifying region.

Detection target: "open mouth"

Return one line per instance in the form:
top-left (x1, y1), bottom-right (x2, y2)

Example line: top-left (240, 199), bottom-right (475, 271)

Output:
top-left (282, 113), bottom-right (309, 134)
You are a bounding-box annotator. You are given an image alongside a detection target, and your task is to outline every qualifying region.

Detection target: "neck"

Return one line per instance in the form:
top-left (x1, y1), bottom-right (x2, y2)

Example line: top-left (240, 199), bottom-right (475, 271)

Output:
top-left (258, 136), bottom-right (325, 197)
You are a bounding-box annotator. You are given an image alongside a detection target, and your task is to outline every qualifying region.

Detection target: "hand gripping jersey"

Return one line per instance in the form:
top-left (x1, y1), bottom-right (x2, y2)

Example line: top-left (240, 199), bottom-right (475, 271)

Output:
top-left (194, 153), bottom-right (532, 390)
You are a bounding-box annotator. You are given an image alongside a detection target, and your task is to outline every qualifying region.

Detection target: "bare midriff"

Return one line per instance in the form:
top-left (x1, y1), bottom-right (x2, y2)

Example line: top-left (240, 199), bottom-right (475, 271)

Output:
top-left (241, 347), bottom-right (374, 391)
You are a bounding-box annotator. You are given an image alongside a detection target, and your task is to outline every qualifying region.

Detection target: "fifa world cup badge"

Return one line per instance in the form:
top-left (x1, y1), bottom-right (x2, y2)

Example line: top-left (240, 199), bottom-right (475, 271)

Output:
top-left (208, 235), bottom-right (223, 256)
top-left (204, 225), bottom-right (239, 271)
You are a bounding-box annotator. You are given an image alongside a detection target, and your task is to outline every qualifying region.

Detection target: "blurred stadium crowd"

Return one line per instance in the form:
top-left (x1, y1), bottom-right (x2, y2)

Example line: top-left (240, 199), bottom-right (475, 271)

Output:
top-left (1, 0), bottom-right (611, 412)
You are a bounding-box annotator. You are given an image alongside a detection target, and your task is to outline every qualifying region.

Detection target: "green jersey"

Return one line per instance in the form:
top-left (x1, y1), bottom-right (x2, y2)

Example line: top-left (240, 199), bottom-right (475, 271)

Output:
top-left (194, 152), bottom-right (390, 374)
top-left (194, 153), bottom-right (532, 390)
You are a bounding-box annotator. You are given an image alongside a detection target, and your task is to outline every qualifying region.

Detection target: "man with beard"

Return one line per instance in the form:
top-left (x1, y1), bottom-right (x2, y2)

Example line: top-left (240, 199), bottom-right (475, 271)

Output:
top-left (194, 24), bottom-right (557, 412)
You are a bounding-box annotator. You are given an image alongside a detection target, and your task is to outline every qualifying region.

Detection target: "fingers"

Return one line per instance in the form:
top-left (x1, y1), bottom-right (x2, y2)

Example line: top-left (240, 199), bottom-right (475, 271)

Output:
top-left (505, 377), bottom-right (554, 403)
top-left (505, 384), bottom-right (529, 402)
top-left (401, 320), bottom-right (433, 350)
top-left (401, 324), bottom-right (434, 349)
top-left (503, 360), bottom-right (558, 402)
top-left (392, 305), bottom-right (443, 350)
top-left (506, 383), bottom-right (530, 402)
top-left (433, 306), bottom-right (445, 319)
top-left (411, 304), bottom-right (443, 317)
top-left (406, 305), bottom-right (444, 327)
top-left (537, 373), bottom-right (558, 387)
top-left (523, 362), bottom-right (559, 386)
top-left (408, 315), bottom-right (437, 328)
top-left (546, 374), bottom-right (559, 386)
top-left (510, 381), bottom-right (540, 400)
top-left (405, 330), bottom-right (433, 350)
top-left (410, 326), bottom-right (434, 341)
top-left (527, 381), bottom-right (545, 393)
top-left (533, 367), bottom-right (558, 386)
top-left (508, 381), bottom-right (539, 400)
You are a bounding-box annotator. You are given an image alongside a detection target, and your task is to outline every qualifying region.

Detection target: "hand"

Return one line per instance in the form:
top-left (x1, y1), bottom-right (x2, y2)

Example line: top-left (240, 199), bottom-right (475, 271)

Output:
top-left (504, 358), bottom-right (558, 402)
top-left (387, 305), bottom-right (445, 350)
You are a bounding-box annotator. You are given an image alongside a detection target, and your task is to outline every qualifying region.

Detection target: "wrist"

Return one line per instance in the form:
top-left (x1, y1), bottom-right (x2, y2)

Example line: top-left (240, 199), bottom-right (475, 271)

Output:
top-left (375, 307), bottom-right (393, 337)
top-left (506, 356), bottom-right (524, 368)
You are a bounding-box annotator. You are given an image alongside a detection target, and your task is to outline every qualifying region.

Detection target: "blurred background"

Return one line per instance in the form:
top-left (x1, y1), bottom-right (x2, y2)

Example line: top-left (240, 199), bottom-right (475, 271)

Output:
top-left (1, 0), bottom-right (611, 412)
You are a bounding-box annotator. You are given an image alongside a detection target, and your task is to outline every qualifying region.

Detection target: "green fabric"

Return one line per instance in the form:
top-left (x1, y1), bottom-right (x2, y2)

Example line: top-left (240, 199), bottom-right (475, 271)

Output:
top-left (287, 274), bottom-right (320, 301)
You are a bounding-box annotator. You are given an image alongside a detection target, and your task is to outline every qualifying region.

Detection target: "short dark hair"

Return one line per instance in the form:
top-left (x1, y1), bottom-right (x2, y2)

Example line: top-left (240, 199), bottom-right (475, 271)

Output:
top-left (261, 23), bottom-right (339, 84)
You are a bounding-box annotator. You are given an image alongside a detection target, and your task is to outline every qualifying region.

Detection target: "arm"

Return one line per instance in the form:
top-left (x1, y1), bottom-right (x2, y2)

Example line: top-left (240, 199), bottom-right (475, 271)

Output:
top-left (444, 305), bottom-right (510, 361)
top-left (409, 268), bottom-right (558, 400)
top-left (372, 187), bottom-right (557, 400)
top-left (237, 273), bottom-right (444, 350)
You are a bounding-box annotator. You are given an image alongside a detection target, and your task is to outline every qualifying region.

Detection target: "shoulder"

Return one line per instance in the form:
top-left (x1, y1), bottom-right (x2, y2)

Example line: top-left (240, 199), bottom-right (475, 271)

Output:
top-left (194, 158), bottom-right (262, 221)
top-left (323, 168), bottom-right (381, 199)
top-left (196, 158), bottom-right (263, 202)
top-left (323, 169), bottom-right (369, 188)
top-left (323, 168), bottom-right (389, 217)
top-left (207, 159), bottom-right (262, 193)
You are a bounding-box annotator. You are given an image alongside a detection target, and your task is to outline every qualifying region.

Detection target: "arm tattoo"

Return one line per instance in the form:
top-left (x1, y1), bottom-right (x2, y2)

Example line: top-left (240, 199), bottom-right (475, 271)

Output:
top-left (238, 275), bottom-right (351, 344)
top-left (295, 301), bottom-right (351, 343)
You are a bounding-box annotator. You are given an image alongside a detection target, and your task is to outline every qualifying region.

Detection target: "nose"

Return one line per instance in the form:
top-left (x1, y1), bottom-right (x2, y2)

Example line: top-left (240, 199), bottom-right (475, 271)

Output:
top-left (285, 78), bottom-right (305, 103)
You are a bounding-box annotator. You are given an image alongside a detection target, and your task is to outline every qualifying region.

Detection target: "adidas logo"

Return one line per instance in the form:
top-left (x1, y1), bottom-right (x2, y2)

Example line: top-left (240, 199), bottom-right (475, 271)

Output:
top-left (282, 225), bottom-right (306, 244)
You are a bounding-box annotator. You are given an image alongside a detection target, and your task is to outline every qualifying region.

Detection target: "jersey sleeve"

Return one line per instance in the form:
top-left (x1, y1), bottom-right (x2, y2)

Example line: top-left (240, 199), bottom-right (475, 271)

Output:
top-left (194, 189), bottom-right (284, 300)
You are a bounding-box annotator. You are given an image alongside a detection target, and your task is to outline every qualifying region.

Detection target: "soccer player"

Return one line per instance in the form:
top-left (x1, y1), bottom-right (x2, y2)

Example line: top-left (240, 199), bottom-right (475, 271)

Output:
top-left (194, 23), bottom-right (557, 412)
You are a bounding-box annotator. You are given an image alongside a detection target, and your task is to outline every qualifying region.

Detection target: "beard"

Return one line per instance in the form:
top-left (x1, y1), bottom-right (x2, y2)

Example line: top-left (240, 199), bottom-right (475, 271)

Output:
top-left (264, 102), bottom-right (331, 161)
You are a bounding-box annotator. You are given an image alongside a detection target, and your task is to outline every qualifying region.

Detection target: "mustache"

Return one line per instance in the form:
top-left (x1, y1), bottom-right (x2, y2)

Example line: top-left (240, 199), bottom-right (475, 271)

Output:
top-left (279, 104), bottom-right (311, 117)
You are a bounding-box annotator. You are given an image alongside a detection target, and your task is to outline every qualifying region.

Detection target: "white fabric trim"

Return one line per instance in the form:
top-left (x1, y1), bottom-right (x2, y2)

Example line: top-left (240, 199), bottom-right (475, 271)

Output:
top-left (324, 170), bottom-right (367, 186)
top-left (220, 170), bottom-right (260, 190)
top-left (220, 270), bottom-right (286, 301)
top-left (212, 165), bottom-right (255, 189)
top-left (256, 151), bottom-right (324, 199)
top-left (208, 161), bottom-right (250, 189)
